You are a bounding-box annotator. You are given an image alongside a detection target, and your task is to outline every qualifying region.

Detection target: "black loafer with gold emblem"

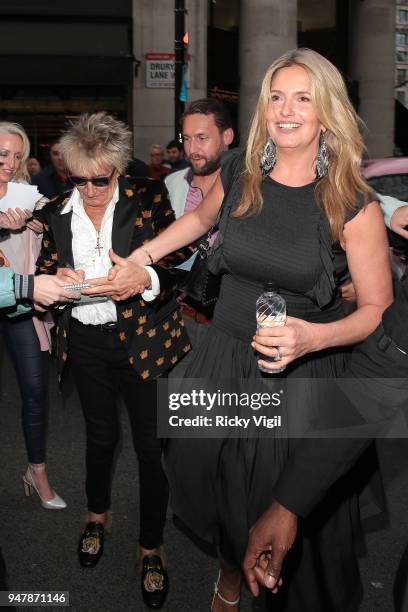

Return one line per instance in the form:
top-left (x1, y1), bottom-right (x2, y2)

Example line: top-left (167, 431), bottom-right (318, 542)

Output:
top-left (78, 522), bottom-right (105, 568)
top-left (141, 554), bottom-right (168, 609)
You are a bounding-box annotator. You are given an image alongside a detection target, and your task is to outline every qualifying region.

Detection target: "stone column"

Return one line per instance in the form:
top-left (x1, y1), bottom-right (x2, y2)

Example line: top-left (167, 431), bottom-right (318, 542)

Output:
top-left (349, 0), bottom-right (396, 157)
top-left (132, 0), bottom-right (207, 162)
top-left (238, 0), bottom-right (297, 141)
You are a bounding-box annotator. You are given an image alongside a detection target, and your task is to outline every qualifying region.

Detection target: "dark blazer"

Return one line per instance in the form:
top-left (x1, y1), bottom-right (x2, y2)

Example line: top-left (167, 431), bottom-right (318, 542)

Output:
top-left (36, 177), bottom-right (195, 382)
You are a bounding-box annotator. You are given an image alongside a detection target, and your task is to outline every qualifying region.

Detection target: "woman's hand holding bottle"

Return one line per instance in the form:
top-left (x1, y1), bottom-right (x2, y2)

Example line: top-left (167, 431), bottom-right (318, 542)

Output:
top-left (253, 315), bottom-right (319, 371)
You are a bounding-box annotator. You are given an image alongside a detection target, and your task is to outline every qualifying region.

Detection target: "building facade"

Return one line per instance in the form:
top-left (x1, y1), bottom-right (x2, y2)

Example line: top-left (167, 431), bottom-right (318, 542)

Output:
top-left (0, 0), bottom-right (134, 159)
top-left (132, 0), bottom-right (207, 160)
top-left (396, 0), bottom-right (408, 108)
top-left (131, 0), bottom-right (397, 158)
top-left (0, 1), bottom-right (401, 161)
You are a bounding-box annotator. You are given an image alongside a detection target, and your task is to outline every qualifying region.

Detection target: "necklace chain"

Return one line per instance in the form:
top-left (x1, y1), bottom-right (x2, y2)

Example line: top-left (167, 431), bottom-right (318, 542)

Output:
top-left (95, 230), bottom-right (103, 256)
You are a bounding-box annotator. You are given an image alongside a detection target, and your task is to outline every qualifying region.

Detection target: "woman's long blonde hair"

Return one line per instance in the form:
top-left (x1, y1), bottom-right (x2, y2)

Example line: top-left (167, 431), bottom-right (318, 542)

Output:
top-left (0, 121), bottom-right (30, 183)
top-left (236, 48), bottom-right (371, 242)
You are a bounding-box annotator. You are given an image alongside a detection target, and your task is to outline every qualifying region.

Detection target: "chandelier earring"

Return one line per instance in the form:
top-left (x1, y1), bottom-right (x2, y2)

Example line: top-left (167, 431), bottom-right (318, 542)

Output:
top-left (315, 131), bottom-right (329, 179)
top-left (260, 137), bottom-right (277, 177)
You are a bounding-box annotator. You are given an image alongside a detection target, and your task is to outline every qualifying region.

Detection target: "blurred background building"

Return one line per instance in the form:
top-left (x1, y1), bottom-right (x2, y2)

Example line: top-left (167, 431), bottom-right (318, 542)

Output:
top-left (0, 0), bottom-right (406, 163)
top-left (396, 0), bottom-right (408, 107)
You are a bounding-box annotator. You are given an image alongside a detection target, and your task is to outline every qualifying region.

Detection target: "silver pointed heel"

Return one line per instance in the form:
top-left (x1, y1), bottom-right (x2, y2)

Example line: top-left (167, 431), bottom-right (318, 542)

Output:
top-left (210, 570), bottom-right (240, 611)
top-left (22, 464), bottom-right (67, 510)
top-left (23, 480), bottom-right (32, 498)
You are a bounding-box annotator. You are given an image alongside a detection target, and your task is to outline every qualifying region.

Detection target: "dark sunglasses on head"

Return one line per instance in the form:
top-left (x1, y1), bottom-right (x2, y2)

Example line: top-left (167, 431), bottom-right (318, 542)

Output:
top-left (69, 169), bottom-right (115, 187)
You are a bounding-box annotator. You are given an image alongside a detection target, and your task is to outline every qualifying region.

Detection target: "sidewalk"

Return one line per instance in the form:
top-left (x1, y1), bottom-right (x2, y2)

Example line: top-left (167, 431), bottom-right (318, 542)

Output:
top-left (0, 352), bottom-right (407, 612)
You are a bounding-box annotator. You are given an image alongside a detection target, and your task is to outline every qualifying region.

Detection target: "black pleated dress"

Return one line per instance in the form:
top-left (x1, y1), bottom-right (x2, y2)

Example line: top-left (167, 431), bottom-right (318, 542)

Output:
top-left (164, 151), bottom-right (379, 611)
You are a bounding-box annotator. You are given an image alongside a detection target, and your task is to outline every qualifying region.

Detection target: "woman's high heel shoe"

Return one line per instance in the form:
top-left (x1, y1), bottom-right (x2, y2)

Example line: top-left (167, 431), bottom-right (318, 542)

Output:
top-left (210, 570), bottom-right (240, 610)
top-left (22, 464), bottom-right (66, 510)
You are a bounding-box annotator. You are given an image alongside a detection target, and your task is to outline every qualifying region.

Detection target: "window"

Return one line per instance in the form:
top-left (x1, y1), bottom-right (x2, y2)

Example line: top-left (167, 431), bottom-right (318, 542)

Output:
top-left (397, 31), bottom-right (408, 45)
top-left (396, 90), bottom-right (406, 104)
top-left (397, 69), bottom-right (407, 85)
top-left (398, 8), bottom-right (408, 24)
top-left (397, 49), bottom-right (408, 62)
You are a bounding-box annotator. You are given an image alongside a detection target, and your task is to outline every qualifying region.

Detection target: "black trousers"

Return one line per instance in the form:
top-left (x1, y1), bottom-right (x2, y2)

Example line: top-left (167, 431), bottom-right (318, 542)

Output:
top-left (69, 319), bottom-right (168, 550)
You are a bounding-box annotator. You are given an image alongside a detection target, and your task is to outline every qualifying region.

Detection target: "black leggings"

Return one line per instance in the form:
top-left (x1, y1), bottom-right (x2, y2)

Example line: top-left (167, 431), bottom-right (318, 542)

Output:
top-left (0, 316), bottom-right (48, 464)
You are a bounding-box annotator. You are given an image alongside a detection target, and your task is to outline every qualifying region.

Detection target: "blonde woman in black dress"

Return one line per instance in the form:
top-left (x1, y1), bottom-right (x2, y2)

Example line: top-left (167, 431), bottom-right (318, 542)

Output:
top-left (86, 49), bottom-right (392, 612)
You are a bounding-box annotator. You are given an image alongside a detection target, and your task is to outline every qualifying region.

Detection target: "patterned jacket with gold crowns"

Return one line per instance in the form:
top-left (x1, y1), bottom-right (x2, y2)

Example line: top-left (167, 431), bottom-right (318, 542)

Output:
top-left (36, 177), bottom-right (195, 383)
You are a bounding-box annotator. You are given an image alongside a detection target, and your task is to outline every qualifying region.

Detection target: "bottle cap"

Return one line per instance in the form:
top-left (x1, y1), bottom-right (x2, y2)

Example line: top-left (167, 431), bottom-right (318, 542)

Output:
top-left (264, 282), bottom-right (278, 292)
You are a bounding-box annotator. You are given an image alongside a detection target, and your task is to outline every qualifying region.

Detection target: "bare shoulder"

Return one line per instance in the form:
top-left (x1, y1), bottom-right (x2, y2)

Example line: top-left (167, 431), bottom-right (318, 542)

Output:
top-left (344, 200), bottom-right (383, 232)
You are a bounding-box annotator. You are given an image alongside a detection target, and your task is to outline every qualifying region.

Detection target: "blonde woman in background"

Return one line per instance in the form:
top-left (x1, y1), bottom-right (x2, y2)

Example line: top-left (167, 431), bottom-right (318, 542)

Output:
top-left (0, 122), bottom-right (65, 511)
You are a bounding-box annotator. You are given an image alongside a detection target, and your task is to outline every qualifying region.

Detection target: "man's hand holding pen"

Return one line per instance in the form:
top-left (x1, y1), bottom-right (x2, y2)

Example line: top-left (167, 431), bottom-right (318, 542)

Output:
top-left (56, 266), bottom-right (85, 285)
top-left (81, 249), bottom-right (150, 301)
top-left (54, 251), bottom-right (151, 302)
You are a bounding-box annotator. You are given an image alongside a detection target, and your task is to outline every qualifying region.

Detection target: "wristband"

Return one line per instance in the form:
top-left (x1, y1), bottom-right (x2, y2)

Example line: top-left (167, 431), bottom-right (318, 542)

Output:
top-left (140, 246), bottom-right (154, 265)
top-left (14, 273), bottom-right (34, 301)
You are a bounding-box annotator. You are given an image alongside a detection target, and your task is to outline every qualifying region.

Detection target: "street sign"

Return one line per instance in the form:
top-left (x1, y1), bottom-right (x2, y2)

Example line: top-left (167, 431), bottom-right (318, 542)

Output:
top-left (145, 53), bottom-right (175, 88)
top-left (145, 53), bottom-right (189, 89)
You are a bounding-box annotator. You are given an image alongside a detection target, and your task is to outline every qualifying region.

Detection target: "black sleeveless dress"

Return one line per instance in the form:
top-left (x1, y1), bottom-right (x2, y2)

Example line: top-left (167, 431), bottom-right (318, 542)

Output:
top-left (164, 151), bottom-right (376, 611)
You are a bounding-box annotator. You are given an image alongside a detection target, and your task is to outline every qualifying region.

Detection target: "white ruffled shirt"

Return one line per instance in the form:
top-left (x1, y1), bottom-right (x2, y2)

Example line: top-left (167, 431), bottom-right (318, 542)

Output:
top-left (61, 186), bottom-right (159, 325)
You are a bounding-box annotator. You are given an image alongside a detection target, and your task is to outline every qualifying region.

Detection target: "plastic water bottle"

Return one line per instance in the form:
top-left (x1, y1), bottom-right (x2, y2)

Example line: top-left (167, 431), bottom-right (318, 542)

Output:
top-left (256, 283), bottom-right (287, 373)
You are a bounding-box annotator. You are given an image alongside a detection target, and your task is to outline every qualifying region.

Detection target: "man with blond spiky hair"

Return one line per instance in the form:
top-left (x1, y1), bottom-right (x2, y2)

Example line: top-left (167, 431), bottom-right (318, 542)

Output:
top-left (36, 112), bottom-right (195, 610)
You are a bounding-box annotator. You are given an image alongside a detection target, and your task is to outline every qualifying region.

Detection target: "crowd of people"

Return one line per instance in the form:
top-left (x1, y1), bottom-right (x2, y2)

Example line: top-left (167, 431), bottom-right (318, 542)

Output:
top-left (24, 139), bottom-right (190, 200)
top-left (1, 47), bottom-right (408, 612)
